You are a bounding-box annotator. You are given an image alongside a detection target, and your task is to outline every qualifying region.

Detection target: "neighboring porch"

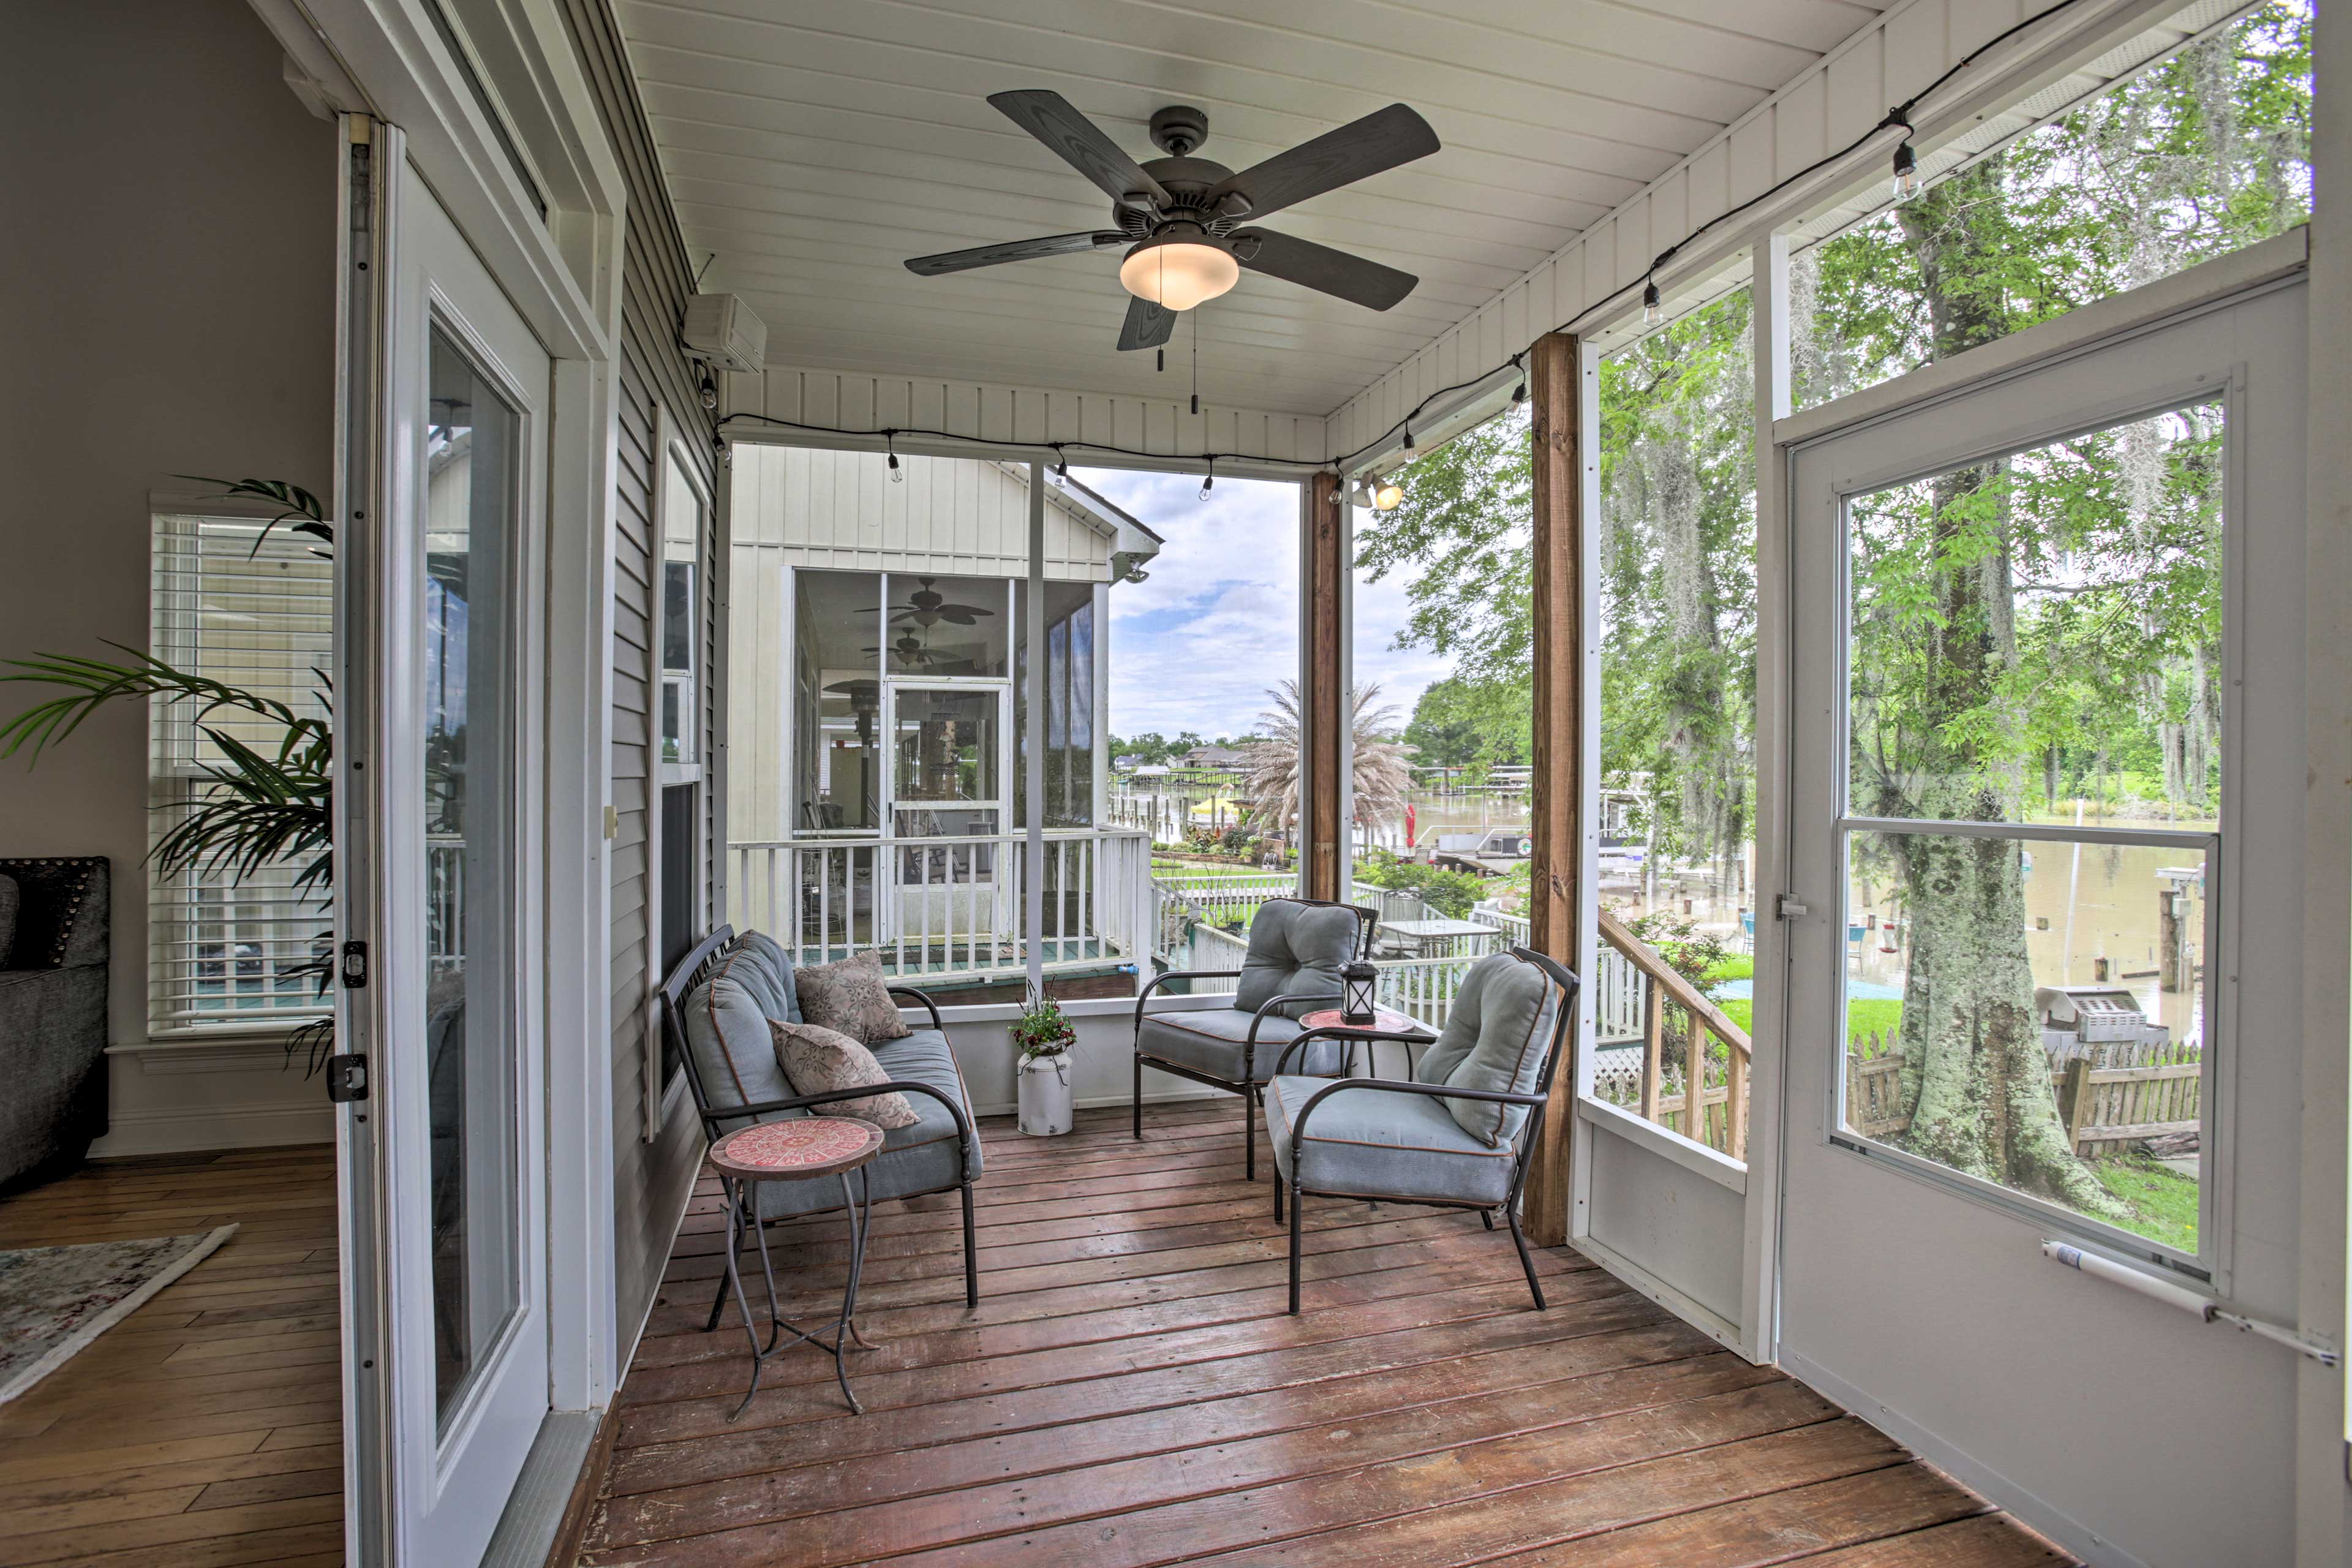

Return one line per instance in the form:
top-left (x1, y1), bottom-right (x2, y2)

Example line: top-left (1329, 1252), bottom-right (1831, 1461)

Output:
top-left (578, 1103), bottom-right (2063, 1567)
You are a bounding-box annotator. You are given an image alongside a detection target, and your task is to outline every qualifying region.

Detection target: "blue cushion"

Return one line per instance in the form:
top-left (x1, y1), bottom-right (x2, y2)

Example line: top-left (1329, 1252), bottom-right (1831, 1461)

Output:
top-left (680, 943), bottom-right (798, 1133)
top-left (1136, 1006), bottom-right (1344, 1084)
top-left (1413, 952), bottom-right (1559, 1145)
top-left (729, 930), bottom-right (800, 1024)
top-left (1234, 900), bottom-right (1359, 1020)
top-left (1265, 1075), bottom-right (1515, 1207)
top-left (756, 1027), bottom-right (981, 1219)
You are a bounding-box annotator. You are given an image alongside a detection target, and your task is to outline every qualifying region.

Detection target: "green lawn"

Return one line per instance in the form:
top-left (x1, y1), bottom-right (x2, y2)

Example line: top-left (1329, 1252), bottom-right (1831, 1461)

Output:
top-left (1709, 993), bottom-right (1901, 1048)
top-left (2090, 1155), bottom-right (2199, 1254)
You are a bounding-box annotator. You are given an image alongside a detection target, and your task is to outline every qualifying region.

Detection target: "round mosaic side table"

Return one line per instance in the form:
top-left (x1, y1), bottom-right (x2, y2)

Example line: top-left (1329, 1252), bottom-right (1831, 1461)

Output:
top-left (707, 1115), bottom-right (886, 1419)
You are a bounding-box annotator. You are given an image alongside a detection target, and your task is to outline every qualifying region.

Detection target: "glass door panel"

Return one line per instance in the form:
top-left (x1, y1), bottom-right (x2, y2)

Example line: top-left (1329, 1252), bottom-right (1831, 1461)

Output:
top-left (886, 684), bottom-right (1008, 969)
top-left (421, 326), bottom-right (522, 1430)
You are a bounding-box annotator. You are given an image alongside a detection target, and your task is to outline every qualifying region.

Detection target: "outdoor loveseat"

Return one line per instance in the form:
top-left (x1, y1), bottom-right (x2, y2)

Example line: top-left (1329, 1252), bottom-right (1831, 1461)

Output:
top-left (1131, 896), bottom-right (1378, 1179)
top-left (658, 925), bottom-right (984, 1312)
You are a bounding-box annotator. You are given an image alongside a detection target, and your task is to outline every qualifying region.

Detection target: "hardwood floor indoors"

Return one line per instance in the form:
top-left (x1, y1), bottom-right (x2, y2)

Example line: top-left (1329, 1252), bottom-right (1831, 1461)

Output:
top-left (580, 1102), bottom-right (2070, 1567)
top-left (0, 1143), bottom-right (344, 1567)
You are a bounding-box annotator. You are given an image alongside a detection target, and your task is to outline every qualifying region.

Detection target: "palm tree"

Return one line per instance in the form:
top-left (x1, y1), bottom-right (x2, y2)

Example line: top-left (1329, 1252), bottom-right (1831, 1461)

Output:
top-left (1238, 680), bottom-right (1411, 837)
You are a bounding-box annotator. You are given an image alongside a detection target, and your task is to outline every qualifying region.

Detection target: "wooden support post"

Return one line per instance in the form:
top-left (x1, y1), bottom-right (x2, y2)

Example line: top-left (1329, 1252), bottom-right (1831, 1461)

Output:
top-left (1638, 982), bottom-right (1663, 1123)
top-left (1726, 1026), bottom-right (1749, 1161)
top-left (1521, 331), bottom-right (1585, 1246)
top-left (1302, 470), bottom-right (1346, 902)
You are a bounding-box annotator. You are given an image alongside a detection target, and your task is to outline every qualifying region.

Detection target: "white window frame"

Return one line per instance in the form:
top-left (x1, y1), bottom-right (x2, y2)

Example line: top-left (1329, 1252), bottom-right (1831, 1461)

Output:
top-left (146, 495), bottom-right (336, 1039)
top-left (643, 409), bottom-right (711, 1137)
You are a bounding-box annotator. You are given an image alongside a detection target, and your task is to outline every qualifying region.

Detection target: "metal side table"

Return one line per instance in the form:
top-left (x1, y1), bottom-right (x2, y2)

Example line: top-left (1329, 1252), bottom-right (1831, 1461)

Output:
top-left (707, 1115), bottom-right (886, 1419)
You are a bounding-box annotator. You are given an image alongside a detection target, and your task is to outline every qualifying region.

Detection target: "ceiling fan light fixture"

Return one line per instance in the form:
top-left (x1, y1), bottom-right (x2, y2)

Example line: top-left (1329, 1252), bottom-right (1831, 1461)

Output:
top-left (1119, 232), bottom-right (1239, 312)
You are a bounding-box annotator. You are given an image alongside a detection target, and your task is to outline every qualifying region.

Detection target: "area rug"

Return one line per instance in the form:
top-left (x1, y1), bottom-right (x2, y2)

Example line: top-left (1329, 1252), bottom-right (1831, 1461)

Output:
top-left (0, 1224), bottom-right (238, 1404)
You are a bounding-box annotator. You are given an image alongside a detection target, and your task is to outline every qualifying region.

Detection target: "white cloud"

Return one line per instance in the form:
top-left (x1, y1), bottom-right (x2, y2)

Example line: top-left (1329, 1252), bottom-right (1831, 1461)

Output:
top-left (1078, 467), bottom-right (1455, 741)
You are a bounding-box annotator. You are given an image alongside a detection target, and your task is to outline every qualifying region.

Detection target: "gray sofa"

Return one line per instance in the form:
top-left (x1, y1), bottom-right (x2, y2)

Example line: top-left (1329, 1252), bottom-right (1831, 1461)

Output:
top-left (0, 857), bottom-right (110, 1188)
top-left (657, 925), bottom-right (983, 1311)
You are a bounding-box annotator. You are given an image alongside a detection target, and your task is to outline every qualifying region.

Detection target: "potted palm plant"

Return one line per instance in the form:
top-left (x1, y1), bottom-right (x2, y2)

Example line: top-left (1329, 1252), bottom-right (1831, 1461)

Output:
top-left (1011, 988), bottom-right (1076, 1136)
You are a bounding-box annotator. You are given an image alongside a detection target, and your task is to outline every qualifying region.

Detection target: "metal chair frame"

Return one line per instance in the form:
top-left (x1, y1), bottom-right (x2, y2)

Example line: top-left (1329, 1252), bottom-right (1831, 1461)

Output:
top-left (1129, 898), bottom-right (1379, 1180)
top-left (658, 925), bottom-right (982, 1325)
top-left (1268, 944), bottom-right (1580, 1314)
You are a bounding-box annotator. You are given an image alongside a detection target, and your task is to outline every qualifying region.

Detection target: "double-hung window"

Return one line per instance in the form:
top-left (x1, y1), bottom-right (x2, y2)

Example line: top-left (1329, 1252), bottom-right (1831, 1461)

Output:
top-left (148, 511), bottom-right (334, 1034)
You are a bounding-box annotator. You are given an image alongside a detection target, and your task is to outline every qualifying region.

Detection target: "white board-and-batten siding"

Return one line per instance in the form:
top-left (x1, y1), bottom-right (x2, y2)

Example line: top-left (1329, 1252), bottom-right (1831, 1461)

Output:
top-left (733, 444), bottom-right (1115, 579)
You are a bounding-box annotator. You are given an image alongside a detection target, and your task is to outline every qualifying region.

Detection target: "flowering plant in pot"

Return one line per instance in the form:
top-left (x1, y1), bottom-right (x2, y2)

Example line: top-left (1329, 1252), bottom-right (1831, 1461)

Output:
top-left (1012, 989), bottom-right (1076, 1136)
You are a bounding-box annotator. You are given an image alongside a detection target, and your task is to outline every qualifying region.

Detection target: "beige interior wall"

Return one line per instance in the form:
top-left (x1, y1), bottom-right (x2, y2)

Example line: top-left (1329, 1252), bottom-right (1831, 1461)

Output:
top-left (0, 0), bottom-right (337, 1153)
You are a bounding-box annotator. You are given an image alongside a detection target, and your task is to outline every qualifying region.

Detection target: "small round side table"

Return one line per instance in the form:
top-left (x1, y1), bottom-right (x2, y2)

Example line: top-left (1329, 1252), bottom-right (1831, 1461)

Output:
top-left (1294, 1006), bottom-right (1438, 1079)
top-left (707, 1115), bottom-right (886, 1419)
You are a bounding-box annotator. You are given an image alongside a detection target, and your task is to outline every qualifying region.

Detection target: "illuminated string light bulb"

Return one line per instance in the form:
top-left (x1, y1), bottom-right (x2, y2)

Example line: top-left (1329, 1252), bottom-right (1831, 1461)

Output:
top-left (1642, 279), bottom-right (1662, 326)
top-left (1891, 140), bottom-right (1921, 202)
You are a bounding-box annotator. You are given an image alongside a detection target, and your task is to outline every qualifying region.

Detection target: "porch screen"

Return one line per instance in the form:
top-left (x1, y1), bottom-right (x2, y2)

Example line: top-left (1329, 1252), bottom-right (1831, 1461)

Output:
top-left (148, 513), bottom-right (334, 1033)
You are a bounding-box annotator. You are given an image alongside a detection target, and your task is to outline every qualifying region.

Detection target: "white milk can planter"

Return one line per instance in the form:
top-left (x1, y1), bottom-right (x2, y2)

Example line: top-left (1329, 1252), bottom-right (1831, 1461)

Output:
top-left (1016, 1051), bottom-right (1074, 1136)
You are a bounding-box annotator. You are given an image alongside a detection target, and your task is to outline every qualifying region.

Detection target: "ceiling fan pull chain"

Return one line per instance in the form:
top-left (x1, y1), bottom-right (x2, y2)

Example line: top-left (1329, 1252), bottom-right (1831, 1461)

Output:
top-left (1190, 306), bottom-right (1199, 417)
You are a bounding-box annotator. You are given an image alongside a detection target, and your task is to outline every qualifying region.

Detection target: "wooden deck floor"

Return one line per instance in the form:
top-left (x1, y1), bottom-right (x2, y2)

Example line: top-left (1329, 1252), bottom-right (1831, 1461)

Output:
top-left (585, 1102), bottom-right (2068, 1568)
top-left (0, 1143), bottom-right (343, 1567)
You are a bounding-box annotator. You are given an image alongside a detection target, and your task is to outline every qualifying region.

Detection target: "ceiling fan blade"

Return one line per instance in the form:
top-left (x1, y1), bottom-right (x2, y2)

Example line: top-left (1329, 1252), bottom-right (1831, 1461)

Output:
top-left (905, 231), bottom-right (1127, 276)
top-left (1117, 294), bottom-right (1176, 352)
top-left (1208, 104), bottom-right (1439, 222)
top-left (989, 90), bottom-right (1171, 209)
top-left (1233, 228), bottom-right (1418, 311)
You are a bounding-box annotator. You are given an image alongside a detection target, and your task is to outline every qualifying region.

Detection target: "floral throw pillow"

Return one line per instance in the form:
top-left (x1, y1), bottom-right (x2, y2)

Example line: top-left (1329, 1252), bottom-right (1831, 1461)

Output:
top-left (794, 951), bottom-right (913, 1044)
top-left (769, 1020), bottom-right (916, 1129)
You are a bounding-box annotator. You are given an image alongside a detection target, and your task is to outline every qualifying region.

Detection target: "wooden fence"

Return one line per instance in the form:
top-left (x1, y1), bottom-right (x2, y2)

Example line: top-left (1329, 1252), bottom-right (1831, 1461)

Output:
top-left (1844, 1031), bottom-right (2200, 1153)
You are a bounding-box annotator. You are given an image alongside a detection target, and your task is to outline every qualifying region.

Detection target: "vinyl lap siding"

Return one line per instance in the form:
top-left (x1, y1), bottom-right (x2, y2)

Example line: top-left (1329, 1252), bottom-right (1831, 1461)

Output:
top-left (559, 0), bottom-right (717, 1362)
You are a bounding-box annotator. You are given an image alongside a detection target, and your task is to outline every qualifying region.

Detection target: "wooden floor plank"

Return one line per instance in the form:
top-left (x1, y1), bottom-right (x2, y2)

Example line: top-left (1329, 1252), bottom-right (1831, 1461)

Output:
top-left (580, 1104), bottom-right (2068, 1568)
top-left (0, 1147), bottom-right (342, 1567)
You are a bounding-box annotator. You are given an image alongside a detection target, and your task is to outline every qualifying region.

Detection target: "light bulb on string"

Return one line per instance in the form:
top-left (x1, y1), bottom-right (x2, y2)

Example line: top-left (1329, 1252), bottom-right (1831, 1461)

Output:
top-left (886, 431), bottom-right (903, 483)
top-left (1891, 140), bottom-right (1922, 202)
top-left (1198, 457), bottom-right (1215, 503)
top-left (1642, 279), bottom-right (1662, 326)
top-left (1052, 445), bottom-right (1069, 480)
top-left (698, 368), bottom-right (718, 412)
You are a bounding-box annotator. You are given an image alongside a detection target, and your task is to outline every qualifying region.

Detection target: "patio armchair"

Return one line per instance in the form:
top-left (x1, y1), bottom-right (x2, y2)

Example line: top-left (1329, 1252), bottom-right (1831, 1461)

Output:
top-left (658, 925), bottom-right (984, 1315)
top-left (1131, 897), bottom-right (1377, 1180)
top-left (1267, 945), bottom-right (1578, 1314)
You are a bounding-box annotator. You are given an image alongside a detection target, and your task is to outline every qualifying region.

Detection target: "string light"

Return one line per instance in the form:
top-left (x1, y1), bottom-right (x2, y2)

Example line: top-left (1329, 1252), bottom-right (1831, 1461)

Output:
top-left (712, 430), bottom-right (730, 469)
top-left (1052, 445), bottom-right (1069, 479)
top-left (1642, 280), bottom-right (1662, 326)
top-left (1198, 456), bottom-right (1215, 502)
top-left (1891, 140), bottom-right (1922, 201)
top-left (1510, 352), bottom-right (1527, 405)
top-left (697, 368), bottom-right (718, 411)
top-left (886, 429), bottom-right (903, 483)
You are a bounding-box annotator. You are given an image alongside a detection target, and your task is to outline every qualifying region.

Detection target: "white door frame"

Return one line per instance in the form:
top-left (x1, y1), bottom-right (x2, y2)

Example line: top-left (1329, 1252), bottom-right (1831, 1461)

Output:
top-left (271, 0), bottom-right (630, 1559)
top-left (1770, 235), bottom-right (2316, 1568)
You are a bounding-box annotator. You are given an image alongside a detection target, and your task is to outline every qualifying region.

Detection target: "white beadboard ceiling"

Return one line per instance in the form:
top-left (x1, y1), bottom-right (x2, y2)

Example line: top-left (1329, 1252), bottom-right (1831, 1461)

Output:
top-left (616, 0), bottom-right (1893, 420)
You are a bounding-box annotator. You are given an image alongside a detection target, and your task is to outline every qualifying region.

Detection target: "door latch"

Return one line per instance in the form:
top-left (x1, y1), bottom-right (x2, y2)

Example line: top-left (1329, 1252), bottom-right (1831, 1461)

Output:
top-left (325, 1054), bottom-right (369, 1102)
top-left (1776, 894), bottom-right (1809, 920)
top-left (339, 939), bottom-right (368, 989)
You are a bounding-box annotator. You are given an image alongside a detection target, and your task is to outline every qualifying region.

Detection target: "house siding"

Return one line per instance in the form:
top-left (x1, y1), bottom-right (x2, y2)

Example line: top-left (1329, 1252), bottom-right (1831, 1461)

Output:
top-left (557, 0), bottom-right (716, 1358)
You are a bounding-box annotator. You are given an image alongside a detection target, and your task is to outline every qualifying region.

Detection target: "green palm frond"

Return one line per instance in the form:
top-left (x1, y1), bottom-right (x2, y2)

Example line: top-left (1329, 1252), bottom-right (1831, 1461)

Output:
top-left (0, 644), bottom-right (310, 763)
top-left (174, 475), bottom-right (334, 555)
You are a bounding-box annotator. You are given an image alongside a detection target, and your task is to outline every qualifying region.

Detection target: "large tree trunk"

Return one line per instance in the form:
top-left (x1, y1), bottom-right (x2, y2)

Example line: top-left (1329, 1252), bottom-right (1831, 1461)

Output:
top-left (1882, 161), bottom-right (2119, 1215)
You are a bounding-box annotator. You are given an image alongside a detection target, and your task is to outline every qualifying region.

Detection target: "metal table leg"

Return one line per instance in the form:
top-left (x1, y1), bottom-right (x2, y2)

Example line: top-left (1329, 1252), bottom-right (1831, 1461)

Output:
top-left (722, 1169), bottom-right (881, 1422)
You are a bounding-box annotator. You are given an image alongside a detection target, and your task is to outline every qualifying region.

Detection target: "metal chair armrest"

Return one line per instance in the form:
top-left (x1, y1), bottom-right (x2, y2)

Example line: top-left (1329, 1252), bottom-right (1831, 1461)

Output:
top-left (1272, 1023), bottom-right (1431, 1077)
top-left (886, 986), bottom-right (943, 1029)
top-left (1133, 969), bottom-right (1244, 1031)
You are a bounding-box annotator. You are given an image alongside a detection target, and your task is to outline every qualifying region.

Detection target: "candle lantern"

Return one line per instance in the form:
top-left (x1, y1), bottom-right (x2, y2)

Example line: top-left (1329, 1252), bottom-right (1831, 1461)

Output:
top-left (1340, 961), bottom-right (1378, 1027)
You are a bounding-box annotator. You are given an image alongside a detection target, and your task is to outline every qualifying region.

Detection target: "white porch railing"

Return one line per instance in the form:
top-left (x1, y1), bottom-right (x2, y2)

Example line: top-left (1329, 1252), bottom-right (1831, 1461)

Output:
top-left (728, 827), bottom-right (1154, 982)
top-left (1476, 905), bottom-right (1643, 1040)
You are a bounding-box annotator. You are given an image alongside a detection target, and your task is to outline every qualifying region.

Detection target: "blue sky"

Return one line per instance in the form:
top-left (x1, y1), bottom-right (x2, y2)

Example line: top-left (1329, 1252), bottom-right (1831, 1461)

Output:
top-left (1077, 467), bottom-right (1452, 743)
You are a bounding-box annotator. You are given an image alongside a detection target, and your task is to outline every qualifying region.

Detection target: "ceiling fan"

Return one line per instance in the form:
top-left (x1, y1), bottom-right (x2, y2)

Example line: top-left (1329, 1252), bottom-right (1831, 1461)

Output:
top-left (862, 577), bottom-right (997, 628)
top-left (904, 91), bottom-right (1439, 351)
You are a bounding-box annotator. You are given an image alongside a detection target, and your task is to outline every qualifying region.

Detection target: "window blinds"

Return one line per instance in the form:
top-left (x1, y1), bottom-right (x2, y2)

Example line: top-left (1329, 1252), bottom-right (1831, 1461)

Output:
top-left (148, 514), bottom-right (334, 1033)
